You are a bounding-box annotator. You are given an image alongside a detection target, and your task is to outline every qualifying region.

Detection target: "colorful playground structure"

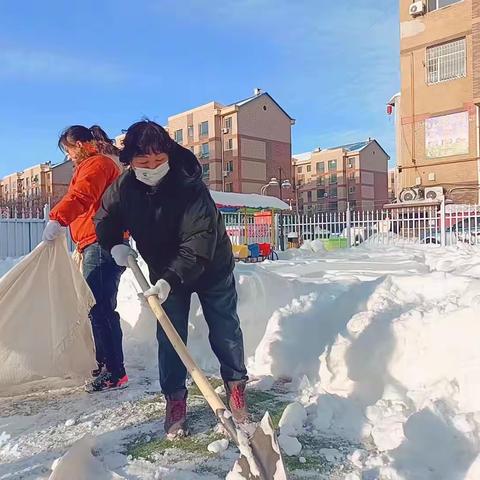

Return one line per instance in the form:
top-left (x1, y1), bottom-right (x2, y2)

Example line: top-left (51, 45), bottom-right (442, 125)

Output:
top-left (210, 190), bottom-right (289, 262)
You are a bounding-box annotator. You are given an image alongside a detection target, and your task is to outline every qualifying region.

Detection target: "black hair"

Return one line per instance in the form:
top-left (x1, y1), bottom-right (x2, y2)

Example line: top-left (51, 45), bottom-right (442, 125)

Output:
top-left (119, 120), bottom-right (175, 165)
top-left (89, 124), bottom-right (120, 156)
top-left (58, 125), bottom-right (94, 152)
top-left (58, 124), bottom-right (120, 156)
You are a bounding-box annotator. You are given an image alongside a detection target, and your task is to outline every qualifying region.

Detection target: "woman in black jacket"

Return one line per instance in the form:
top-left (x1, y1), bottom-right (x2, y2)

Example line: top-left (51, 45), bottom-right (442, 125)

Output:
top-left (95, 120), bottom-right (248, 438)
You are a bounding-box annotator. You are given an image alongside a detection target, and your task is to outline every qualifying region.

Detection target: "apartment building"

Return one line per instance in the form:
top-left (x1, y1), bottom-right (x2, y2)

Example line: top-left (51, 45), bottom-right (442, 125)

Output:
top-left (395, 0), bottom-right (480, 203)
top-left (292, 139), bottom-right (389, 213)
top-left (166, 89), bottom-right (294, 196)
top-left (0, 160), bottom-right (73, 216)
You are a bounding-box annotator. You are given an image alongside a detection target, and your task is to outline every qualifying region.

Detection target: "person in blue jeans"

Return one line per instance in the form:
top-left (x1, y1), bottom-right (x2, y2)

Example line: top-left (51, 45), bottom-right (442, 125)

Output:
top-left (82, 243), bottom-right (126, 388)
top-left (43, 125), bottom-right (128, 392)
top-left (94, 120), bottom-right (249, 438)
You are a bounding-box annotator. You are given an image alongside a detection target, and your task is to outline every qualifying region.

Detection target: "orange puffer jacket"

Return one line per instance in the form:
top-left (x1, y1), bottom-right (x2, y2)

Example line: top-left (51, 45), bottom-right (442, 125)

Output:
top-left (50, 154), bottom-right (121, 252)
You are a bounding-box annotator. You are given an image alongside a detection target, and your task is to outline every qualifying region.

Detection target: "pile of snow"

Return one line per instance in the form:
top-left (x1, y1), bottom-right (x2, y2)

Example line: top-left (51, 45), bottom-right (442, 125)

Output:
top-left (3, 243), bottom-right (480, 479)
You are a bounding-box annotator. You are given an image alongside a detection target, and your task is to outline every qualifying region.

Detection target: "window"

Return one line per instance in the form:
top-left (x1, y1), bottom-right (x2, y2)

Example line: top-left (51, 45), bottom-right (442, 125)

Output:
top-left (307, 191), bottom-right (312, 202)
top-left (330, 186), bottom-right (338, 197)
top-left (225, 138), bottom-right (233, 150)
top-left (225, 182), bottom-right (233, 192)
top-left (200, 143), bottom-right (210, 158)
top-left (317, 188), bottom-right (326, 199)
top-left (202, 163), bottom-right (210, 178)
top-left (199, 121), bottom-right (209, 137)
top-left (349, 186), bottom-right (356, 194)
top-left (329, 173), bottom-right (337, 184)
top-left (306, 165), bottom-right (311, 173)
top-left (226, 160), bottom-right (234, 172)
top-left (187, 125), bottom-right (194, 137)
top-left (328, 160), bottom-right (337, 171)
top-left (349, 172), bottom-right (356, 180)
top-left (426, 38), bottom-right (466, 84)
top-left (316, 162), bottom-right (325, 174)
top-left (350, 200), bottom-right (357, 209)
top-left (428, 0), bottom-right (462, 12)
top-left (317, 177), bottom-right (325, 186)
top-left (347, 157), bottom-right (356, 169)
top-left (297, 166), bottom-right (303, 173)
top-left (174, 129), bottom-right (183, 144)
top-left (225, 117), bottom-right (232, 130)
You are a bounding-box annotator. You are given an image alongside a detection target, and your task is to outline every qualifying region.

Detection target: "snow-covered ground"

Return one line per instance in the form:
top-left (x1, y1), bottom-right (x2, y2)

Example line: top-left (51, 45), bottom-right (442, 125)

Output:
top-left (2, 242), bottom-right (480, 479)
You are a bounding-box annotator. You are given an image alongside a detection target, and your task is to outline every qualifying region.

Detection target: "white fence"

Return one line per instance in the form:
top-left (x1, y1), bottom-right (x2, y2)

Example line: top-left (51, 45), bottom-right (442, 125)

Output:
top-left (2, 202), bottom-right (480, 259)
top-left (0, 217), bottom-right (47, 259)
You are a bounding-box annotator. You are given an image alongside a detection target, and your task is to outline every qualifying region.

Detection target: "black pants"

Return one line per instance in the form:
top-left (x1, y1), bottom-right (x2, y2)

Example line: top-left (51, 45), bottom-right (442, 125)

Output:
top-left (157, 272), bottom-right (248, 394)
top-left (82, 242), bottom-right (125, 377)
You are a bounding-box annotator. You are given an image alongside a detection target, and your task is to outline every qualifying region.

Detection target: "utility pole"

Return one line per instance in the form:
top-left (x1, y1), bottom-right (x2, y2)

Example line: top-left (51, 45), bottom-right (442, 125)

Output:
top-left (278, 167), bottom-right (285, 251)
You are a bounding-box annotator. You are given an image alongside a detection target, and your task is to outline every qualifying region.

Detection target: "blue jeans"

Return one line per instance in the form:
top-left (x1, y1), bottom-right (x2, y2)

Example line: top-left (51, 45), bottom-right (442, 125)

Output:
top-left (157, 272), bottom-right (248, 394)
top-left (82, 242), bottom-right (125, 377)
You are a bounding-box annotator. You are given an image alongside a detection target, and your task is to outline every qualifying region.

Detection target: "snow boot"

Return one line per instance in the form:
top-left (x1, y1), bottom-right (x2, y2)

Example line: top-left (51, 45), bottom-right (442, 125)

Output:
top-left (224, 379), bottom-right (250, 425)
top-left (91, 362), bottom-right (106, 378)
top-left (85, 371), bottom-right (128, 393)
top-left (164, 389), bottom-right (188, 439)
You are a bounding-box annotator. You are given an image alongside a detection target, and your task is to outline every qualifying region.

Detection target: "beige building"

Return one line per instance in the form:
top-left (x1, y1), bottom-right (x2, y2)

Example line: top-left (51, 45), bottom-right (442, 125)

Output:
top-left (167, 89), bottom-right (294, 195)
top-left (293, 140), bottom-right (389, 213)
top-left (0, 160), bottom-right (73, 217)
top-left (397, 0), bottom-right (480, 203)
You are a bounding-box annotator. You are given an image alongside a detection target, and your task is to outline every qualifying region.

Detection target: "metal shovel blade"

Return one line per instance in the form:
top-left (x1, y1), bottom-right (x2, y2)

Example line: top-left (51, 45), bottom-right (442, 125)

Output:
top-left (229, 412), bottom-right (288, 480)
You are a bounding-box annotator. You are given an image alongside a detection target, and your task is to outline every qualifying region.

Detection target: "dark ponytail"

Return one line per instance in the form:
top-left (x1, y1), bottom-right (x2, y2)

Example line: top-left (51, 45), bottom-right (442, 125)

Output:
top-left (58, 124), bottom-right (120, 157)
top-left (58, 125), bottom-right (94, 152)
top-left (89, 125), bottom-right (120, 156)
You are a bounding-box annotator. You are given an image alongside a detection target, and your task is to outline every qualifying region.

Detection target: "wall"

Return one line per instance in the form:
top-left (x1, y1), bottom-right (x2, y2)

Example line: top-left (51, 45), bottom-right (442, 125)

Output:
top-left (237, 95), bottom-right (292, 195)
top-left (399, 0), bottom-right (478, 202)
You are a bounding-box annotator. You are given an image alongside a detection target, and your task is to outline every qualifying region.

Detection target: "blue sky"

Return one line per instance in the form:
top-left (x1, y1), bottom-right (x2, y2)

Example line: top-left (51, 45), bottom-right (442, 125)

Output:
top-left (0, 0), bottom-right (399, 178)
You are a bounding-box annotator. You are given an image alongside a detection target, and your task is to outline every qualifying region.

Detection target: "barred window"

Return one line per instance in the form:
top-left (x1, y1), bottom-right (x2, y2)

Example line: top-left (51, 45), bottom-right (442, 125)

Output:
top-left (426, 38), bottom-right (466, 84)
top-left (428, 0), bottom-right (462, 12)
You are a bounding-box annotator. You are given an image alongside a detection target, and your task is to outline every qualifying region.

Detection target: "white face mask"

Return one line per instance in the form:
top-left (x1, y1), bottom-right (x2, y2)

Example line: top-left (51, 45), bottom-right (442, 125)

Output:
top-left (134, 162), bottom-right (170, 186)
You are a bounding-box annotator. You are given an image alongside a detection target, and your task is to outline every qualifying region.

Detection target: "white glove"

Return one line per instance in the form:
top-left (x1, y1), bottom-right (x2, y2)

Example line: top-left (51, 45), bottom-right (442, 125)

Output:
top-left (42, 220), bottom-right (65, 242)
top-left (144, 279), bottom-right (171, 304)
top-left (111, 244), bottom-right (138, 267)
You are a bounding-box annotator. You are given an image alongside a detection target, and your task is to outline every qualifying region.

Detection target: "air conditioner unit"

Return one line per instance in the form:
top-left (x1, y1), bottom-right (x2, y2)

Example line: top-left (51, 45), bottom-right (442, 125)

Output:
top-left (223, 170), bottom-right (229, 177)
top-left (399, 187), bottom-right (424, 203)
top-left (409, 1), bottom-right (425, 17)
top-left (424, 186), bottom-right (444, 202)
top-left (222, 128), bottom-right (229, 134)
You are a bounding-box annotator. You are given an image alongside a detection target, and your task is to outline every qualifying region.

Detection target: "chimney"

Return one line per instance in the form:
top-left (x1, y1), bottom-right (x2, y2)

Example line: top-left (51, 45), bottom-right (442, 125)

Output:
top-left (253, 87), bottom-right (262, 96)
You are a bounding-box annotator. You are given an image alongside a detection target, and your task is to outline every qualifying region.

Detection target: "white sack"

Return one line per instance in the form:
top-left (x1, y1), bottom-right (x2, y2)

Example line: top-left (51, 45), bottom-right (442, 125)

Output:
top-left (0, 237), bottom-right (96, 393)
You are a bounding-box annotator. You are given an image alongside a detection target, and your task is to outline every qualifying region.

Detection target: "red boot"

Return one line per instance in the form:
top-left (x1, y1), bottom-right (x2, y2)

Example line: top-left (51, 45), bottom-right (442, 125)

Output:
top-left (164, 389), bottom-right (188, 439)
top-left (224, 380), bottom-right (249, 424)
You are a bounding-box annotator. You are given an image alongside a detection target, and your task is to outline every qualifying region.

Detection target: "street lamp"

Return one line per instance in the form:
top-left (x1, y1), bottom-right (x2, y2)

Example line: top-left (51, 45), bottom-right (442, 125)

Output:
top-left (261, 178), bottom-right (279, 195)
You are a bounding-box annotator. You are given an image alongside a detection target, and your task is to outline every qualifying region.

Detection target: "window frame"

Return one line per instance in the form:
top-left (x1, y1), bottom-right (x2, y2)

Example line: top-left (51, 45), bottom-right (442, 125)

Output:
top-left (426, 37), bottom-right (466, 85)
top-left (199, 121), bottom-right (209, 137)
top-left (200, 142), bottom-right (210, 158)
top-left (427, 0), bottom-right (463, 12)
top-left (174, 129), bottom-right (183, 144)
top-left (328, 160), bottom-right (337, 171)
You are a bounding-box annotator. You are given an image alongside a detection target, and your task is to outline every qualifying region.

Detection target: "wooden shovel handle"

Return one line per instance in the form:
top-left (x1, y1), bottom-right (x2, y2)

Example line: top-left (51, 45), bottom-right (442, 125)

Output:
top-left (127, 255), bottom-right (228, 414)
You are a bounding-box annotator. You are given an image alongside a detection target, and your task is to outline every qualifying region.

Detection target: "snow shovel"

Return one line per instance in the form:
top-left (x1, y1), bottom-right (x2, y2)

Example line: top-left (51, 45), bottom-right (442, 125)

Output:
top-left (127, 255), bottom-right (288, 480)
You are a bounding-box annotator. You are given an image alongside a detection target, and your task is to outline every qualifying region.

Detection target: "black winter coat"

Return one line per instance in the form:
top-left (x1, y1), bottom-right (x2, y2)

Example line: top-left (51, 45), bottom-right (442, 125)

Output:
top-left (94, 144), bottom-right (235, 289)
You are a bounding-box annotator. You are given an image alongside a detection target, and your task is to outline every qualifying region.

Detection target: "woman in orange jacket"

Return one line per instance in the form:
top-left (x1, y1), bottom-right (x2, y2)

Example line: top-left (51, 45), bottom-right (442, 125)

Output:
top-left (42, 125), bottom-right (128, 392)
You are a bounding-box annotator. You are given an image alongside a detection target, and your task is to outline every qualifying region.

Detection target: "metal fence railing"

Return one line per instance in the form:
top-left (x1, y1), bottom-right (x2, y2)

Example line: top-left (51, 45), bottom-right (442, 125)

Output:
top-left (2, 202), bottom-right (480, 259)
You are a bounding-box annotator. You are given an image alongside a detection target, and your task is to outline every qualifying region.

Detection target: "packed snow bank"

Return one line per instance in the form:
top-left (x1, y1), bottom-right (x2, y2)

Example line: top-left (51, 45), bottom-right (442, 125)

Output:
top-left (3, 243), bottom-right (480, 479)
